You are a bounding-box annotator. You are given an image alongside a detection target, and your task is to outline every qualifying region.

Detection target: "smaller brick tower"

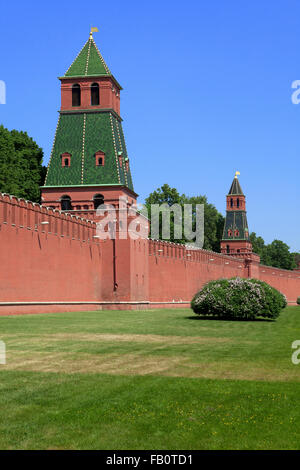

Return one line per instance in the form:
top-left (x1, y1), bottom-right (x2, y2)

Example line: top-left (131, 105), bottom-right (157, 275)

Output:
top-left (221, 172), bottom-right (253, 258)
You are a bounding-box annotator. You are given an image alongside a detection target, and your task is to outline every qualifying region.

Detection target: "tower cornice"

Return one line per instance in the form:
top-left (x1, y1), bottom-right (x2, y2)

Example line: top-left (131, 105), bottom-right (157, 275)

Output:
top-left (41, 184), bottom-right (138, 198)
top-left (59, 108), bottom-right (123, 121)
top-left (59, 75), bottom-right (123, 91)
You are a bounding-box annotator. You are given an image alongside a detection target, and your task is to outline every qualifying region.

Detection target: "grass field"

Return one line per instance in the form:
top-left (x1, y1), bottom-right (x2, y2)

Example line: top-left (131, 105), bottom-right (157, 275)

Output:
top-left (0, 306), bottom-right (299, 449)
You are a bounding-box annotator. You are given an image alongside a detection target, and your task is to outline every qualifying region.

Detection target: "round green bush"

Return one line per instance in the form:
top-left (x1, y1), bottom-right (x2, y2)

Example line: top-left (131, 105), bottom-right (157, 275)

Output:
top-left (297, 297), bottom-right (300, 306)
top-left (191, 277), bottom-right (284, 320)
top-left (248, 279), bottom-right (287, 318)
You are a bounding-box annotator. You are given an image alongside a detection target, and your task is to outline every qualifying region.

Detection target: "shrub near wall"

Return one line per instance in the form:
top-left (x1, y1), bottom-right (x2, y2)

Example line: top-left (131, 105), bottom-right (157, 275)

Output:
top-left (248, 279), bottom-right (287, 317)
top-left (191, 277), bottom-right (285, 320)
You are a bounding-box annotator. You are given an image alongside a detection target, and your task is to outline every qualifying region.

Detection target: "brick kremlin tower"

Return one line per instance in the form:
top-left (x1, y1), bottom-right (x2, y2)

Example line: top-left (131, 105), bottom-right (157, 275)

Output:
top-left (41, 29), bottom-right (137, 218)
top-left (220, 172), bottom-right (253, 258)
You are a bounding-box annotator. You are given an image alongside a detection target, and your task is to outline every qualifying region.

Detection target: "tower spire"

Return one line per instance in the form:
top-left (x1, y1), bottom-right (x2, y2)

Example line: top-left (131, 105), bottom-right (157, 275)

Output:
top-left (220, 174), bottom-right (252, 257)
top-left (228, 171), bottom-right (244, 196)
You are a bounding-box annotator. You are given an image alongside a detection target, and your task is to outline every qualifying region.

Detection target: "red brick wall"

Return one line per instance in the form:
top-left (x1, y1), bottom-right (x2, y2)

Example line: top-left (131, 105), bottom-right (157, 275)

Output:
top-left (1, 194), bottom-right (299, 315)
top-left (0, 194), bottom-right (103, 314)
top-left (259, 265), bottom-right (300, 304)
top-left (148, 240), bottom-right (247, 303)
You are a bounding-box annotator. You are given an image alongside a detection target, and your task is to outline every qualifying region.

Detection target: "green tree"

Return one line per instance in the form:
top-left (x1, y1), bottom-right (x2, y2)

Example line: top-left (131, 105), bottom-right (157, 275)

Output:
top-left (292, 252), bottom-right (300, 268)
top-left (264, 240), bottom-right (296, 270)
top-left (144, 184), bottom-right (185, 244)
top-left (249, 232), bottom-right (271, 265)
top-left (250, 232), bottom-right (296, 270)
top-left (145, 184), bottom-right (224, 251)
top-left (182, 194), bottom-right (225, 251)
top-left (250, 232), bottom-right (265, 256)
top-left (0, 125), bottom-right (46, 202)
top-left (0, 125), bottom-right (20, 197)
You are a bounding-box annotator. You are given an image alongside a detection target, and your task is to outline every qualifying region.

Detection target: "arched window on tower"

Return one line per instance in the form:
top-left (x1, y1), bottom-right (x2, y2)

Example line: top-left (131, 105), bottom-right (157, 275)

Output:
top-left (93, 194), bottom-right (104, 210)
top-left (95, 150), bottom-right (105, 167)
top-left (230, 198), bottom-right (233, 208)
top-left (226, 245), bottom-right (230, 254)
top-left (61, 152), bottom-right (71, 167)
top-left (91, 83), bottom-right (100, 106)
top-left (61, 195), bottom-right (72, 211)
top-left (125, 157), bottom-right (129, 172)
top-left (237, 198), bottom-right (240, 208)
top-left (72, 84), bottom-right (81, 107)
top-left (118, 152), bottom-right (123, 166)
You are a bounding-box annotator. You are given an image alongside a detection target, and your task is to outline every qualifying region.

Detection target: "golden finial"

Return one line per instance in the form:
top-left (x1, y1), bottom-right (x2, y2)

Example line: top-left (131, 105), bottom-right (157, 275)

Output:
top-left (235, 171), bottom-right (240, 179)
top-left (90, 26), bottom-right (99, 38)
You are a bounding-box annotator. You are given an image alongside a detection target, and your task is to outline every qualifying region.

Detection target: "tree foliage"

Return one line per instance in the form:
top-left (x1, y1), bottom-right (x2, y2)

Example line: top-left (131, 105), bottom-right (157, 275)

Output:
top-left (144, 184), bottom-right (224, 251)
top-left (250, 232), bottom-right (296, 270)
top-left (0, 125), bottom-right (46, 202)
top-left (292, 252), bottom-right (300, 268)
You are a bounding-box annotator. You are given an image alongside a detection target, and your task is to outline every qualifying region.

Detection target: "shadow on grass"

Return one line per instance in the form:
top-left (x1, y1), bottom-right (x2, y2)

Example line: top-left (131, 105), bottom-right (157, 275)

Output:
top-left (186, 315), bottom-right (275, 322)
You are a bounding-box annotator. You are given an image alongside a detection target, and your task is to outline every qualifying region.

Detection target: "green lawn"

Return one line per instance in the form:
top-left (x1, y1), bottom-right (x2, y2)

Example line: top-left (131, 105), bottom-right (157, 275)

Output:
top-left (0, 307), bottom-right (299, 449)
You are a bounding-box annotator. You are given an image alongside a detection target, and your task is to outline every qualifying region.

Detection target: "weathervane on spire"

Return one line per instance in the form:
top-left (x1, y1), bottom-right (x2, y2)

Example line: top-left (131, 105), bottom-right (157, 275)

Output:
top-left (90, 26), bottom-right (99, 38)
top-left (235, 171), bottom-right (240, 179)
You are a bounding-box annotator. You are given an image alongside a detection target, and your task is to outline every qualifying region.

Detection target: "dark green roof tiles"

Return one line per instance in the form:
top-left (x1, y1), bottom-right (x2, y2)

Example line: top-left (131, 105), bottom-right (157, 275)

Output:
top-left (222, 210), bottom-right (249, 240)
top-left (45, 112), bottom-right (134, 190)
top-left (83, 113), bottom-right (119, 186)
top-left (45, 113), bottom-right (84, 186)
top-left (228, 177), bottom-right (244, 195)
top-left (64, 36), bottom-right (111, 77)
top-left (117, 120), bottom-right (134, 189)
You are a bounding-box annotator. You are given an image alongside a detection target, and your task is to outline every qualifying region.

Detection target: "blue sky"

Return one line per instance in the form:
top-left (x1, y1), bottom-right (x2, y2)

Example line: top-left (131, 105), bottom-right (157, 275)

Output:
top-left (0, 0), bottom-right (299, 251)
